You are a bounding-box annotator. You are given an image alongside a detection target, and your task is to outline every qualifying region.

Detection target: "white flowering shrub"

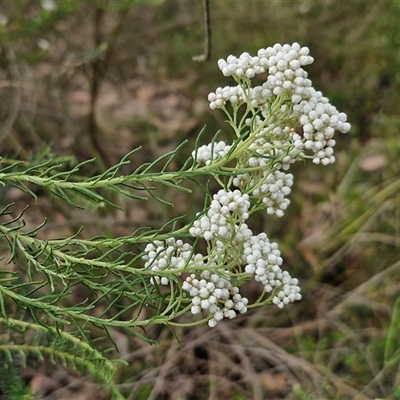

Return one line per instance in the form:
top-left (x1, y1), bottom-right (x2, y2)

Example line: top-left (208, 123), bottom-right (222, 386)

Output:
top-left (142, 42), bottom-right (350, 327)
top-left (0, 43), bottom-right (349, 397)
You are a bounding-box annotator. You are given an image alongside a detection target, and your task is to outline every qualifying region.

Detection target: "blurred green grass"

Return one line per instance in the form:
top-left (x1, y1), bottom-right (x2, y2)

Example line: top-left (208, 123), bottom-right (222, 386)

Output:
top-left (1, 1), bottom-right (400, 399)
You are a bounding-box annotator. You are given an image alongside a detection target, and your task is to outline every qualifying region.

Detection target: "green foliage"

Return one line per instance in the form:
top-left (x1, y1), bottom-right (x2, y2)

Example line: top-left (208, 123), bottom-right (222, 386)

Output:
top-left (0, 318), bottom-right (118, 384)
top-left (385, 296), bottom-right (400, 364)
top-left (0, 350), bottom-right (33, 400)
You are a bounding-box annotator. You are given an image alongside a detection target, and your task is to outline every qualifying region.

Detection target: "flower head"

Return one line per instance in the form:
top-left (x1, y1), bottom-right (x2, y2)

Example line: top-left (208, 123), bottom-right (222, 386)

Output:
top-left (144, 43), bottom-right (349, 328)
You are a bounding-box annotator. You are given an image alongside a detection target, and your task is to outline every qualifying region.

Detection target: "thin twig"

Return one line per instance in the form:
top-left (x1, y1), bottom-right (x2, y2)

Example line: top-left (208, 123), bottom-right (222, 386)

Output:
top-left (0, 46), bottom-right (23, 146)
top-left (88, 6), bottom-right (130, 168)
top-left (193, 0), bottom-right (211, 62)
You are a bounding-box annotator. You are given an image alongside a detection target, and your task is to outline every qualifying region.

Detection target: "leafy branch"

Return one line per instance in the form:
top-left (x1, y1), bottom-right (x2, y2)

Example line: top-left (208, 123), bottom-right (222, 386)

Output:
top-left (0, 317), bottom-right (122, 398)
top-left (0, 40), bottom-right (352, 399)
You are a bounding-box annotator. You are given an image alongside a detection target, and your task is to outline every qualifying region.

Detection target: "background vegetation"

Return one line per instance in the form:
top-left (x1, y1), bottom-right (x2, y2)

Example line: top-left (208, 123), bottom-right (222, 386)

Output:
top-left (1, 1), bottom-right (400, 399)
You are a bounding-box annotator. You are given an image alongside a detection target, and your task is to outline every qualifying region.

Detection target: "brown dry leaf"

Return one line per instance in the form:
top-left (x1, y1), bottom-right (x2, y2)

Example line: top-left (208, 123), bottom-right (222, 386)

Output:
top-left (40, 378), bottom-right (108, 400)
top-left (359, 153), bottom-right (386, 171)
top-left (29, 373), bottom-right (61, 397)
top-left (259, 371), bottom-right (290, 396)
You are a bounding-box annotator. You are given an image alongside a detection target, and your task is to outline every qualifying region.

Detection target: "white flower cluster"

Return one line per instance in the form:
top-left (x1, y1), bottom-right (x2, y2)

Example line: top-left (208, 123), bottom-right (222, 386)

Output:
top-left (233, 170), bottom-right (293, 217)
top-left (188, 188), bottom-right (301, 311)
top-left (142, 235), bottom-right (250, 327)
top-left (212, 43), bottom-right (313, 106)
top-left (257, 171), bottom-right (293, 216)
top-left (208, 86), bottom-right (244, 110)
top-left (182, 270), bottom-right (248, 327)
top-left (293, 88), bottom-right (350, 165)
top-left (216, 44), bottom-right (313, 80)
top-left (204, 42), bottom-right (350, 167)
top-left (142, 188), bottom-right (301, 326)
top-left (243, 117), bottom-right (303, 170)
top-left (192, 141), bottom-right (232, 165)
top-left (142, 238), bottom-right (199, 285)
top-left (141, 225), bottom-right (250, 327)
top-left (242, 233), bottom-right (301, 308)
top-left (189, 189), bottom-right (251, 242)
top-left (142, 43), bottom-right (351, 328)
